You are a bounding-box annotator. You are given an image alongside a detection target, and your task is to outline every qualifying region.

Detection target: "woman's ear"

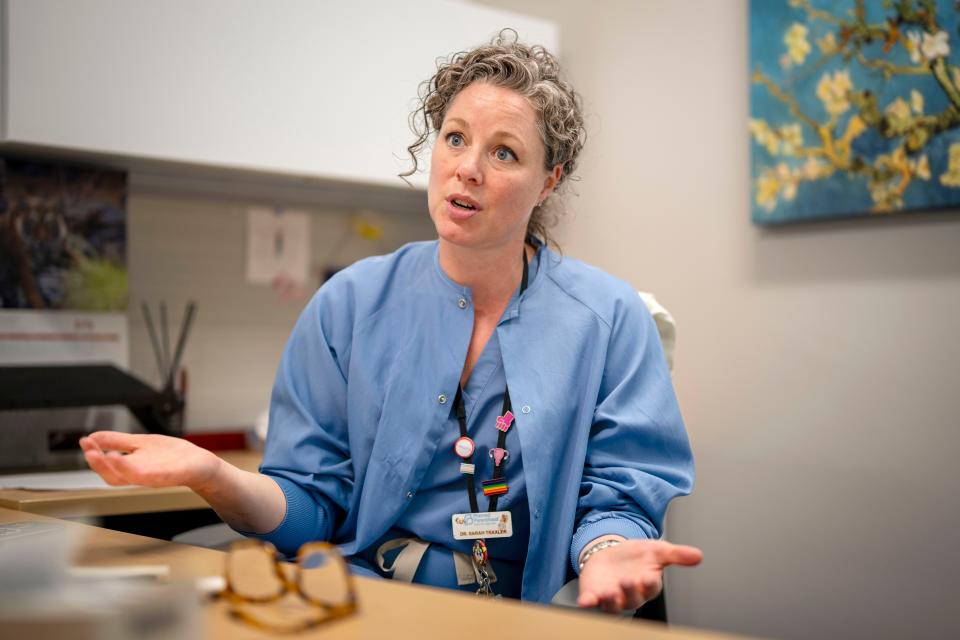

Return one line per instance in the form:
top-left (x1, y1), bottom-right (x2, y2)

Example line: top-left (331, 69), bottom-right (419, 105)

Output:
top-left (539, 164), bottom-right (563, 203)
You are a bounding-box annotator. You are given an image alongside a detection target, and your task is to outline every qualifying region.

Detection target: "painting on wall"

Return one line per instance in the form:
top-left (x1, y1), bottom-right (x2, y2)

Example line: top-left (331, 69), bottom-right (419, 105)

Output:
top-left (750, 0), bottom-right (960, 224)
top-left (0, 157), bottom-right (127, 310)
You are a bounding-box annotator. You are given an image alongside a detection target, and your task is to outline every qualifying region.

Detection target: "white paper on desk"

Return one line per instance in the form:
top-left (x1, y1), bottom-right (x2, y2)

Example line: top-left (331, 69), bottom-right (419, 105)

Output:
top-left (246, 206), bottom-right (311, 285)
top-left (0, 469), bottom-right (137, 491)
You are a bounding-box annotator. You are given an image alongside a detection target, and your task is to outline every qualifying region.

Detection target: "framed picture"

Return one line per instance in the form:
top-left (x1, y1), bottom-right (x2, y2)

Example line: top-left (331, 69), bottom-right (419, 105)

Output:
top-left (750, 0), bottom-right (960, 224)
top-left (0, 157), bottom-right (127, 310)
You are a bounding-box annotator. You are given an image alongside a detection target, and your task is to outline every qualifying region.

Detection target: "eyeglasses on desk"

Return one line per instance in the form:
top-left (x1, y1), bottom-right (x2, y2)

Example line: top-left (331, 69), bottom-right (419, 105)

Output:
top-left (217, 539), bottom-right (358, 634)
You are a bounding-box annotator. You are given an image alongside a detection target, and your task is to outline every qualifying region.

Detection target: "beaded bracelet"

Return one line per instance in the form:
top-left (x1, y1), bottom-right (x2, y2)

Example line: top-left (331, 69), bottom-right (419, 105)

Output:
top-left (578, 538), bottom-right (622, 572)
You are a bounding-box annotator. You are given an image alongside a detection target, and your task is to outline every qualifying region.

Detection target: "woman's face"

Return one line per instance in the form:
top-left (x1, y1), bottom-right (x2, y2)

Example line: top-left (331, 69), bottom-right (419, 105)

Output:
top-left (428, 82), bottom-right (561, 253)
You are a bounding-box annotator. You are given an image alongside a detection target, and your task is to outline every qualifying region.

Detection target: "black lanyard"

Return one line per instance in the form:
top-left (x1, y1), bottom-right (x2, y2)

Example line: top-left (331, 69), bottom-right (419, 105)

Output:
top-left (453, 248), bottom-right (528, 514)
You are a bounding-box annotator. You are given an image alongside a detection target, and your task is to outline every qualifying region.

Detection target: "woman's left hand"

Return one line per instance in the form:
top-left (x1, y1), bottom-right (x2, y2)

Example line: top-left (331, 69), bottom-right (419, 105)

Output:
top-left (577, 539), bottom-right (703, 613)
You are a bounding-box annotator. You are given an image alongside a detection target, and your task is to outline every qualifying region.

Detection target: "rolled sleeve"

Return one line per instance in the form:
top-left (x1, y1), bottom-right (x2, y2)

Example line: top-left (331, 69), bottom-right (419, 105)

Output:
top-left (245, 475), bottom-right (335, 556)
top-left (571, 291), bottom-right (694, 574)
top-left (254, 282), bottom-right (357, 553)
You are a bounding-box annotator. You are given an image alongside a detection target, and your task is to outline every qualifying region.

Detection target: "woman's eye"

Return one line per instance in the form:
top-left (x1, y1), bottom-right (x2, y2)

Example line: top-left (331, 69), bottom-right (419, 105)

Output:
top-left (447, 133), bottom-right (464, 147)
top-left (495, 147), bottom-right (517, 162)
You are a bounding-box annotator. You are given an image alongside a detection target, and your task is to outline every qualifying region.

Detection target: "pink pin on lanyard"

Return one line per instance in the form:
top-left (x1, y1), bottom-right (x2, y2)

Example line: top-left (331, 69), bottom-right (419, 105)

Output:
top-left (488, 447), bottom-right (509, 466)
top-left (454, 436), bottom-right (476, 459)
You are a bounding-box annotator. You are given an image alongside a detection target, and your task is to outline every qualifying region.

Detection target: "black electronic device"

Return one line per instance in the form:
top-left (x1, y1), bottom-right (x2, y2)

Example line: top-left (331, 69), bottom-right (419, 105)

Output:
top-left (0, 301), bottom-right (196, 470)
top-left (0, 363), bottom-right (185, 436)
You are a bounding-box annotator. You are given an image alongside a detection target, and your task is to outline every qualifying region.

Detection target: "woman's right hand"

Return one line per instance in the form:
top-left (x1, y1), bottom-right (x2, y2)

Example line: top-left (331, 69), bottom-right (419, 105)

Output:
top-left (79, 431), bottom-right (223, 491)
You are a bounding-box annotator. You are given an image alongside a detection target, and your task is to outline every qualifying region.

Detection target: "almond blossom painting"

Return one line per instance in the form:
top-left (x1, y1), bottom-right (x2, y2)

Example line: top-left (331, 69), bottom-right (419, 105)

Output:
top-left (750, 0), bottom-right (960, 224)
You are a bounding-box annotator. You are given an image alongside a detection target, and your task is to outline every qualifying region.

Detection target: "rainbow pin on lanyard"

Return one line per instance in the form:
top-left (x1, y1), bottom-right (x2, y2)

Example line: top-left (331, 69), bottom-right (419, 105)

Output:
top-left (481, 477), bottom-right (508, 497)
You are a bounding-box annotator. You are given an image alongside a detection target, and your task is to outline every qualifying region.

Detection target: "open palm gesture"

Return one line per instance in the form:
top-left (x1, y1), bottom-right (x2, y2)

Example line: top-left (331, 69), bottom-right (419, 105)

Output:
top-left (578, 539), bottom-right (703, 613)
top-left (79, 431), bottom-right (222, 491)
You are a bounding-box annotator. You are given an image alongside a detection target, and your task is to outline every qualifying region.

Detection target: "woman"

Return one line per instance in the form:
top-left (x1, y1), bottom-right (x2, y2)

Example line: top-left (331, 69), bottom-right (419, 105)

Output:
top-left (80, 33), bottom-right (701, 613)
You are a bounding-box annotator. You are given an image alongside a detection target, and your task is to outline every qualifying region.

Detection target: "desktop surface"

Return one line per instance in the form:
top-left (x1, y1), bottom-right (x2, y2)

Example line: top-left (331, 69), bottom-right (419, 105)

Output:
top-left (0, 507), bottom-right (749, 640)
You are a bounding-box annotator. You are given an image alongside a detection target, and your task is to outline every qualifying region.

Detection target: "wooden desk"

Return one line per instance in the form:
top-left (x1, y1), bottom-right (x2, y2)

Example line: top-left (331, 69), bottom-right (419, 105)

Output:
top-left (0, 507), bottom-right (747, 640)
top-left (0, 450), bottom-right (261, 518)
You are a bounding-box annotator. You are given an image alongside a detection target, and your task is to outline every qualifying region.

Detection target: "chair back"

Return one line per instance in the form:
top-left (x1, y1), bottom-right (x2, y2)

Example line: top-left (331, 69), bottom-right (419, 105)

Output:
top-left (638, 292), bottom-right (676, 374)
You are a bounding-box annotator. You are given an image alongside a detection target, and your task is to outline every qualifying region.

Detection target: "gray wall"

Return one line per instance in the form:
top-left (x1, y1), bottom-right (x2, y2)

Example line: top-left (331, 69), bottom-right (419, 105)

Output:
top-left (127, 188), bottom-right (435, 429)
top-left (473, 1), bottom-right (960, 638)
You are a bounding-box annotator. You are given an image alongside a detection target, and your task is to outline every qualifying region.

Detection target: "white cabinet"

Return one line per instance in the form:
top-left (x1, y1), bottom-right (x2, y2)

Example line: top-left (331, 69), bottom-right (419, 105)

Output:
top-left (0, 0), bottom-right (557, 190)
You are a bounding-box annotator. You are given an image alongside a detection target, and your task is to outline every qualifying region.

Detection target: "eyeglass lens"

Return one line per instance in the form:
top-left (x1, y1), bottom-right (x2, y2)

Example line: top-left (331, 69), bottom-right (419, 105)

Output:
top-left (227, 544), bottom-right (284, 600)
top-left (299, 547), bottom-right (352, 605)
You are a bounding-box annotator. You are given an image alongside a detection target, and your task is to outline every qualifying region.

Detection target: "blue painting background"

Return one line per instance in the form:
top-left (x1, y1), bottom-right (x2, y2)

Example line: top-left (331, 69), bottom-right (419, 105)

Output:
top-left (750, 0), bottom-right (960, 224)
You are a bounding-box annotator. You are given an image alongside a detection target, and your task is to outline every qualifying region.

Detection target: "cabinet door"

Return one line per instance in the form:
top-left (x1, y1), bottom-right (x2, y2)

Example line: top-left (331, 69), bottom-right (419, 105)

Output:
top-left (2, 0), bottom-right (557, 189)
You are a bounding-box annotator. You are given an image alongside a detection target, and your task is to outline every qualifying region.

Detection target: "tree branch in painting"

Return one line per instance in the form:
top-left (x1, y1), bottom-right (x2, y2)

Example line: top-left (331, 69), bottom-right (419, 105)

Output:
top-left (751, 0), bottom-right (960, 215)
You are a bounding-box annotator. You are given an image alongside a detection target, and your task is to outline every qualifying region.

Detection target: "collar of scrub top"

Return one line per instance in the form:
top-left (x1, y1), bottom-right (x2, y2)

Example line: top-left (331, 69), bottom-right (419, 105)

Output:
top-left (453, 246), bottom-right (528, 515)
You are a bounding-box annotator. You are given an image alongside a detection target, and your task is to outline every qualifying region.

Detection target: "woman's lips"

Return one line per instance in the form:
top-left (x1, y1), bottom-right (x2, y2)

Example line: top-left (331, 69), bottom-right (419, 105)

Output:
top-left (446, 197), bottom-right (481, 221)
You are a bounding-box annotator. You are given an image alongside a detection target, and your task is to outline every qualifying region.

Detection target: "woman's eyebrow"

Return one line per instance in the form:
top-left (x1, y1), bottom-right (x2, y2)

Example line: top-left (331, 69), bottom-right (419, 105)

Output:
top-left (494, 130), bottom-right (526, 149)
top-left (444, 117), bottom-right (470, 129)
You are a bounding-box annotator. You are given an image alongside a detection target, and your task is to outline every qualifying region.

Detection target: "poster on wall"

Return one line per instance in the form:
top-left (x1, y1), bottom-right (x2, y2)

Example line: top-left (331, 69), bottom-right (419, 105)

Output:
top-left (0, 157), bottom-right (128, 369)
top-left (750, 0), bottom-right (960, 224)
top-left (0, 156), bottom-right (128, 310)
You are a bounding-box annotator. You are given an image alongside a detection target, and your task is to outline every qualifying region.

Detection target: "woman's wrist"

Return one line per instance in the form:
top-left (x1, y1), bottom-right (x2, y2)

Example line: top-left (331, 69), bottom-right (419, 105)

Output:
top-left (578, 534), bottom-right (627, 571)
top-left (188, 449), bottom-right (228, 496)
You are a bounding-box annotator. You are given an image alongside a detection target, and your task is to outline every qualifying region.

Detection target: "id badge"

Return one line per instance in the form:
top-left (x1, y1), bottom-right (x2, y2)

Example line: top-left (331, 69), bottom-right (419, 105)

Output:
top-left (451, 511), bottom-right (513, 540)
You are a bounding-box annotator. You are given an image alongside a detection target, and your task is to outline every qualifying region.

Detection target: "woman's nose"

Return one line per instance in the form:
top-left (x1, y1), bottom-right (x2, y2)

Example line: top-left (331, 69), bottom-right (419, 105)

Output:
top-left (455, 152), bottom-right (483, 185)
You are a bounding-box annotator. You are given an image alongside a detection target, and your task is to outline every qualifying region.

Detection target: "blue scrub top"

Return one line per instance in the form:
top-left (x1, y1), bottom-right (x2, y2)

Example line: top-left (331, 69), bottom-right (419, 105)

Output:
top-left (251, 240), bottom-right (694, 603)
top-left (356, 250), bottom-right (541, 597)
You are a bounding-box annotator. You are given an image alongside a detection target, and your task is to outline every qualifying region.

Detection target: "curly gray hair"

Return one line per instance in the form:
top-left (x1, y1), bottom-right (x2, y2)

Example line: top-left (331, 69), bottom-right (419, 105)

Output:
top-left (401, 30), bottom-right (585, 246)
